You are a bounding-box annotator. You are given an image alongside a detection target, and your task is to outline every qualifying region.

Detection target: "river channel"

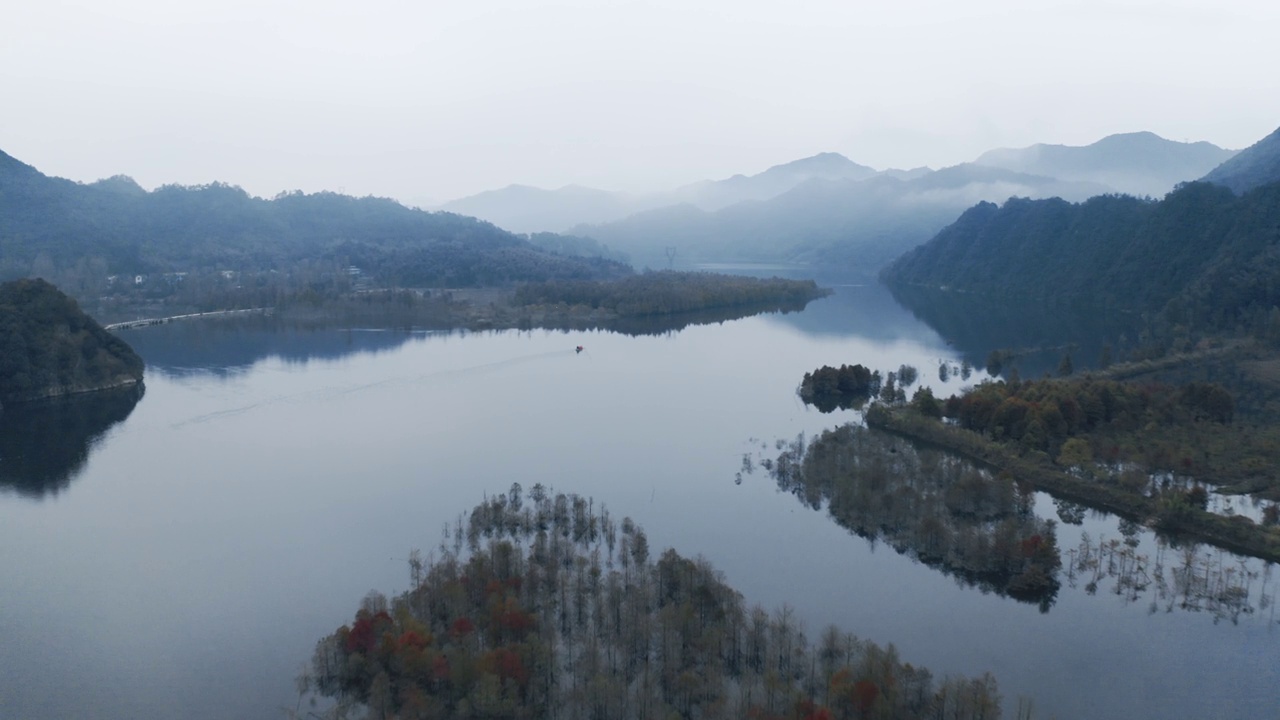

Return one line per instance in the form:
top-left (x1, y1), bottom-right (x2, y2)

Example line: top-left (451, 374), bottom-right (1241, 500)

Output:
top-left (0, 280), bottom-right (1275, 719)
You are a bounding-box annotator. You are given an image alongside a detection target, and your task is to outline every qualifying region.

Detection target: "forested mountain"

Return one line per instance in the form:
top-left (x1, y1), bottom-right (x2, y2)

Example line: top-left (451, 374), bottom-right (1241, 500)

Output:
top-left (0, 279), bottom-right (143, 403)
top-left (1201, 125), bottom-right (1280, 195)
top-left (880, 177), bottom-right (1280, 336)
top-left (572, 165), bottom-right (1110, 271)
top-left (0, 150), bottom-right (630, 296)
top-left (437, 153), bottom-right (880, 233)
top-left (973, 132), bottom-right (1236, 199)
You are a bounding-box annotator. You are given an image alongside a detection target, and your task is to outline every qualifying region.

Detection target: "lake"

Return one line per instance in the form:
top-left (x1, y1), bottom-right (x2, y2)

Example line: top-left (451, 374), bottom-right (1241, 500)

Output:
top-left (0, 280), bottom-right (1275, 719)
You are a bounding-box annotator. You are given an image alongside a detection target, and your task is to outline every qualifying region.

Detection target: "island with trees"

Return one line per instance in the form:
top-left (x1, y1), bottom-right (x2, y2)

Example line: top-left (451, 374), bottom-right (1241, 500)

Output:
top-left (302, 490), bottom-right (1006, 720)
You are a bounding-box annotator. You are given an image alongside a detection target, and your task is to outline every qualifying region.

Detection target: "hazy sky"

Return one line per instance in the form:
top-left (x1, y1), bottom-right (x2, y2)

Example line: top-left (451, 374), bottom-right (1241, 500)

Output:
top-left (4, 0), bottom-right (1278, 205)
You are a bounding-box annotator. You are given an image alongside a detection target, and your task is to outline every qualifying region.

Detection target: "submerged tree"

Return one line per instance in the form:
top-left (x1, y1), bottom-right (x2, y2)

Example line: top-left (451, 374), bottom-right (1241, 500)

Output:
top-left (304, 487), bottom-right (1006, 719)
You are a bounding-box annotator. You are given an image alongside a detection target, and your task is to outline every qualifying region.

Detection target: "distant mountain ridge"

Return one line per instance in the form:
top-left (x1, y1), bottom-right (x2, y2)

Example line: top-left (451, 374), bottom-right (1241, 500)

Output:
top-left (570, 163), bottom-right (1113, 271)
top-left (438, 184), bottom-right (644, 236)
top-left (669, 152), bottom-right (879, 212)
top-left (438, 131), bottom-right (1236, 272)
top-left (438, 152), bottom-right (882, 233)
top-left (974, 131), bottom-right (1236, 199)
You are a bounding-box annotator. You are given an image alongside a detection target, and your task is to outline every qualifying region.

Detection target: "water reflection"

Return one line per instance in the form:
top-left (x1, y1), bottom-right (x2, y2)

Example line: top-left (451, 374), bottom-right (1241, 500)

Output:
top-left (752, 423), bottom-right (1276, 623)
top-left (576, 295), bottom-right (814, 335)
top-left (1066, 532), bottom-right (1273, 625)
top-left (749, 425), bottom-right (1062, 611)
top-left (886, 283), bottom-right (1144, 378)
top-left (117, 315), bottom-right (427, 377)
top-left (121, 300), bottom-right (816, 378)
top-left (0, 384), bottom-right (143, 499)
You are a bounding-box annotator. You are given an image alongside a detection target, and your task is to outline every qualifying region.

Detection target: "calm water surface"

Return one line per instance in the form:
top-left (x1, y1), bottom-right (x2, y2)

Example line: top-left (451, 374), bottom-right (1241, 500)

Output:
top-left (0, 283), bottom-right (1275, 719)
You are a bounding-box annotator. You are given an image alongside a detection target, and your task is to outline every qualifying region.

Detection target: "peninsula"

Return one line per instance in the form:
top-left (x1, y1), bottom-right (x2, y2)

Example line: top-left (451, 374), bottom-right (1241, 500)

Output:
top-left (0, 279), bottom-right (144, 406)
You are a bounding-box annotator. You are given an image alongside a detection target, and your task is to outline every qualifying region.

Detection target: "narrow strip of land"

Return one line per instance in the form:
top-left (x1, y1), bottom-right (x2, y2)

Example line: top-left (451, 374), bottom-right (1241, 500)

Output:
top-left (864, 404), bottom-right (1280, 563)
top-left (104, 307), bottom-right (270, 331)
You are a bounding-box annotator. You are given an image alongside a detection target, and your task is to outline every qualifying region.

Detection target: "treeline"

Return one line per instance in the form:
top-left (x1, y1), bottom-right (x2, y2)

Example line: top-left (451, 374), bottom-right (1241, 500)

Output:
top-left (761, 427), bottom-right (1061, 608)
top-left (935, 376), bottom-right (1270, 488)
top-left (513, 271), bottom-right (828, 316)
top-left (881, 179), bottom-right (1280, 340)
top-left (0, 279), bottom-right (143, 402)
top-left (305, 489), bottom-right (1006, 720)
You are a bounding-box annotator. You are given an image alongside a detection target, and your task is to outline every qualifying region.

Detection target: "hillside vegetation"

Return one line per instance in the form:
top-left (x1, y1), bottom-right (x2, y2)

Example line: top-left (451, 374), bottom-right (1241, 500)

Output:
top-left (881, 180), bottom-right (1280, 338)
top-left (0, 279), bottom-right (143, 403)
top-left (0, 150), bottom-right (631, 310)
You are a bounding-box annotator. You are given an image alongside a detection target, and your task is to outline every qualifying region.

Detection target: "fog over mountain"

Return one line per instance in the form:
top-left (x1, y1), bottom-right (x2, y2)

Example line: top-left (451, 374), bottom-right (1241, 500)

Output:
top-left (437, 132), bottom-right (1235, 273)
top-left (571, 164), bottom-right (1110, 271)
top-left (880, 124), bottom-right (1280, 339)
top-left (439, 152), bottom-right (881, 234)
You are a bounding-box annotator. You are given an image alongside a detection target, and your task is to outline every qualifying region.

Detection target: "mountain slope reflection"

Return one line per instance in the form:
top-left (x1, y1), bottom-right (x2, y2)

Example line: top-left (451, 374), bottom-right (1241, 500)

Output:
top-left (0, 384), bottom-right (143, 499)
top-left (886, 283), bottom-right (1144, 377)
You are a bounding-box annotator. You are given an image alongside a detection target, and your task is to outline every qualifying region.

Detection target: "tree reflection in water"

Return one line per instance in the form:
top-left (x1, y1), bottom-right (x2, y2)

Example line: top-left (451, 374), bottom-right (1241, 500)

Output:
top-left (750, 425), bottom-right (1061, 612)
top-left (1066, 532), bottom-right (1272, 624)
top-left (749, 424), bottom-right (1275, 623)
top-left (0, 384), bottom-right (143, 499)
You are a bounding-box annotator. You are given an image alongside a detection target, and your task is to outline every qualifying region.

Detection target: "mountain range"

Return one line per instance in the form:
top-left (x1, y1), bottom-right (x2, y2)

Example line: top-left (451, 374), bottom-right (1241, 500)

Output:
top-left (437, 132), bottom-right (1237, 271)
top-left (0, 150), bottom-right (630, 299)
top-left (438, 152), bottom-right (884, 235)
top-left (972, 131), bottom-right (1234, 198)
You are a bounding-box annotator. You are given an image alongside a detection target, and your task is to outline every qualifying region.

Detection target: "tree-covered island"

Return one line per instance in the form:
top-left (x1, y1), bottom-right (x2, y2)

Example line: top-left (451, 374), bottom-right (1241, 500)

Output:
top-left (302, 490), bottom-right (1007, 720)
